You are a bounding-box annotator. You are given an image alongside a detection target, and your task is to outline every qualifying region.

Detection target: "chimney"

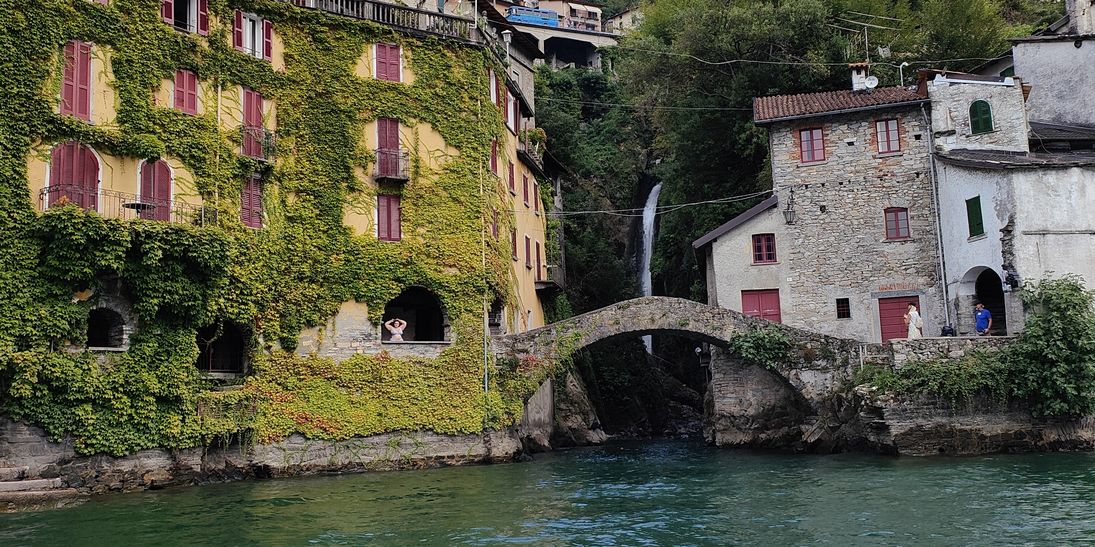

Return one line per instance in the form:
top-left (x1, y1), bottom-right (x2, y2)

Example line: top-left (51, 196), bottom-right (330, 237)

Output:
top-left (850, 63), bottom-right (869, 92)
top-left (1066, 0), bottom-right (1095, 35)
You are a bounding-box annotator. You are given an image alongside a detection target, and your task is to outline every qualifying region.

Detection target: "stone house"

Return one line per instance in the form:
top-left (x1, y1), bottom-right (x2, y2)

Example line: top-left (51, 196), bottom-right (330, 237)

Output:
top-left (694, 71), bottom-right (945, 343)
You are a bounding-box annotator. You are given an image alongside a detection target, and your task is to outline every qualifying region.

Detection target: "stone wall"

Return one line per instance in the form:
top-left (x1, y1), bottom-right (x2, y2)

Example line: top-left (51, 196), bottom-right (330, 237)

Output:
top-left (517, 379), bottom-right (554, 452)
top-left (928, 76), bottom-right (1030, 152)
top-left (855, 389), bottom-right (1095, 456)
top-left (768, 105), bottom-right (944, 342)
top-left (0, 419), bottom-right (522, 495)
top-left (1013, 38), bottom-right (1095, 127)
top-left (889, 336), bottom-right (1013, 370)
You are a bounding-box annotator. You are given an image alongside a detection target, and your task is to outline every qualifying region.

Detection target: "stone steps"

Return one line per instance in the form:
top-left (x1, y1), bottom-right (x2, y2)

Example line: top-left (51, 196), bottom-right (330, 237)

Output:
top-left (0, 489), bottom-right (83, 512)
top-left (0, 478), bottom-right (65, 493)
top-left (0, 467), bottom-right (28, 482)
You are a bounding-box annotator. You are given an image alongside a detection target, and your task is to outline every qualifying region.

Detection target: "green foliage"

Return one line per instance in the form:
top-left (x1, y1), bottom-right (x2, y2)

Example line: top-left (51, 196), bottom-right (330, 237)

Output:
top-left (0, 0), bottom-right (536, 455)
top-left (857, 277), bottom-right (1095, 417)
top-left (1008, 276), bottom-right (1095, 417)
top-left (728, 326), bottom-right (792, 369)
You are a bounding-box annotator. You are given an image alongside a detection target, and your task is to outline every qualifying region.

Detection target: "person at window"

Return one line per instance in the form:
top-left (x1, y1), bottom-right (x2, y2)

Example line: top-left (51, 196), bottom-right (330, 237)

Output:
top-left (974, 302), bottom-right (993, 336)
top-left (904, 304), bottom-right (923, 339)
top-left (384, 318), bottom-right (407, 342)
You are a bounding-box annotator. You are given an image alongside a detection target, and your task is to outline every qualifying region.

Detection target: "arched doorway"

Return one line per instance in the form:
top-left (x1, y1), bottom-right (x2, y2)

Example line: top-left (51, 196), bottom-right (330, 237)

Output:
top-left (383, 287), bottom-right (448, 342)
top-left (196, 323), bottom-right (248, 374)
top-left (87, 308), bottom-right (125, 348)
top-left (974, 269), bottom-right (1007, 335)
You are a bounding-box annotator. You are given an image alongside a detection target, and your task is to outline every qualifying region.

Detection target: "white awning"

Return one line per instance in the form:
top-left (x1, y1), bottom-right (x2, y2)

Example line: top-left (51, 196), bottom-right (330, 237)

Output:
top-left (568, 3), bottom-right (602, 15)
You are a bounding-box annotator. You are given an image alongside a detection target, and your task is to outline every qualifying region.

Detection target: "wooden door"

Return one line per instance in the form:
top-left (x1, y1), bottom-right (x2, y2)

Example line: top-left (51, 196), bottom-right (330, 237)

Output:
top-left (377, 117), bottom-right (399, 177)
top-left (140, 160), bottom-right (171, 220)
top-left (741, 289), bottom-right (782, 323)
top-left (878, 296), bottom-right (920, 342)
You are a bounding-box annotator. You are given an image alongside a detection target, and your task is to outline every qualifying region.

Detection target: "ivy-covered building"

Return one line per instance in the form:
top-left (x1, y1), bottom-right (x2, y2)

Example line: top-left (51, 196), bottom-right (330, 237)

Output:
top-left (1, 0), bottom-right (558, 457)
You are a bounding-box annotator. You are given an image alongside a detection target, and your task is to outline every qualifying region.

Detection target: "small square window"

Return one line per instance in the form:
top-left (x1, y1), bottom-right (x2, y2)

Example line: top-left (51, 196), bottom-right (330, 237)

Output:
top-left (884, 207), bottom-right (910, 240)
top-left (751, 233), bottom-right (776, 263)
top-left (799, 127), bottom-right (825, 163)
top-left (836, 298), bottom-right (851, 319)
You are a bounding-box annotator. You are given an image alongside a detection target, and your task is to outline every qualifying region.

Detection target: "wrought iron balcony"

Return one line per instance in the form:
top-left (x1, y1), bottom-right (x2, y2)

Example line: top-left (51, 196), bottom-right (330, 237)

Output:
top-left (38, 185), bottom-right (216, 226)
top-left (241, 125), bottom-right (277, 161)
top-left (375, 148), bottom-right (410, 181)
top-left (285, 0), bottom-right (475, 43)
top-left (536, 264), bottom-right (565, 291)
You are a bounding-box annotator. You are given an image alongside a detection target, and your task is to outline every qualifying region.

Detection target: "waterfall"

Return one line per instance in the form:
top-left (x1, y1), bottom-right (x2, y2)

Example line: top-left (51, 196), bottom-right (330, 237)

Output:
top-left (639, 183), bottom-right (662, 352)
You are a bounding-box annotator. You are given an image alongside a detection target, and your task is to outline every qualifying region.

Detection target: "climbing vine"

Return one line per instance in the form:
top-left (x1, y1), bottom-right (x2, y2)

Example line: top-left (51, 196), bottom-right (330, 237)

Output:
top-left (0, 0), bottom-right (542, 455)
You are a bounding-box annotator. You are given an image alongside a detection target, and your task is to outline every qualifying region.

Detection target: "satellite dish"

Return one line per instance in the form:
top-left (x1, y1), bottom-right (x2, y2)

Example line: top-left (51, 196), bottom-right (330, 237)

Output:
top-left (865, 76), bottom-right (879, 89)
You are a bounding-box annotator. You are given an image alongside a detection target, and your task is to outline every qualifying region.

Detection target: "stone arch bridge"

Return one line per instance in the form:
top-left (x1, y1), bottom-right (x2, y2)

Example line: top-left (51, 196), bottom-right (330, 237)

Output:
top-left (493, 297), bottom-right (866, 449)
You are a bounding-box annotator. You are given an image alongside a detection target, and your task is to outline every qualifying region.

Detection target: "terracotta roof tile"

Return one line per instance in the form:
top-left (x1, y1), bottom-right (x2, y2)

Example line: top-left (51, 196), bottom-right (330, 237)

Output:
top-left (753, 87), bottom-right (926, 124)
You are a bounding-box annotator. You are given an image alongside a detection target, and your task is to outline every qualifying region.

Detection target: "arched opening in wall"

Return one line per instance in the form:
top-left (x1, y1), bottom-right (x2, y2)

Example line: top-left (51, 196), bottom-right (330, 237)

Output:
top-left (383, 286), bottom-right (448, 342)
top-left (488, 299), bottom-right (505, 336)
top-left (974, 269), bottom-right (1007, 335)
top-left (87, 308), bottom-right (125, 348)
top-left (196, 323), bottom-right (248, 374)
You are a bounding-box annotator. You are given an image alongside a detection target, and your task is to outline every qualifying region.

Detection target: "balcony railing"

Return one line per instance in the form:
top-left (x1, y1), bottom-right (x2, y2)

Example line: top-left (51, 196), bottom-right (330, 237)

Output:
top-left (39, 185), bottom-right (216, 226)
top-left (286, 0), bottom-right (475, 42)
top-left (536, 263), bottom-right (565, 290)
top-left (242, 126), bottom-right (277, 161)
top-left (375, 148), bottom-right (410, 181)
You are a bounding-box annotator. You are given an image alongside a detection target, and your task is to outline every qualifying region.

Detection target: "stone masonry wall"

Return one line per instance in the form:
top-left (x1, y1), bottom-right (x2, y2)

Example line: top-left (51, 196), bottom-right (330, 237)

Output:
top-left (0, 419), bottom-right (522, 495)
top-left (769, 105), bottom-right (944, 342)
top-left (928, 77), bottom-right (1030, 153)
top-left (888, 336), bottom-right (1014, 370)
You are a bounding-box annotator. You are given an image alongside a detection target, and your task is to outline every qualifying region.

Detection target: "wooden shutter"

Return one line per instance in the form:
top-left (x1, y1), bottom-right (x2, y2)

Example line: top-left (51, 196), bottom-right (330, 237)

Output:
top-left (197, 0), bottom-right (209, 35)
top-left (51, 143), bottom-right (97, 210)
top-left (388, 45), bottom-right (401, 82)
top-left (79, 143), bottom-right (98, 210)
top-left (262, 19), bottom-right (273, 61)
top-left (243, 88), bottom-right (262, 157)
top-left (391, 195), bottom-right (401, 240)
top-left (140, 160), bottom-right (171, 220)
top-left (490, 139), bottom-right (497, 174)
top-left (533, 182), bottom-right (539, 212)
top-left (61, 42), bottom-right (76, 117)
top-left (511, 228), bottom-right (517, 259)
top-left (966, 197), bottom-right (984, 237)
top-left (522, 173), bottom-right (529, 205)
top-left (524, 235), bottom-right (531, 268)
top-left (492, 209), bottom-right (499, 239)
top-left (535, 241), bottom-right (542, 280)
top-left (162, 0), bottom-right (174, 24)
top-left (186, 71), bottom-right (198, 114)
top-left (508, 162), bottom-right (514, 192)
top-left (377, 195), bottom-right (401, 241)
top-left (377, 117), bottom-right (399, 177)
top-left (233, 10), bottom-right (244, 50)
top-left (241, 175), bottom-right (261, 228)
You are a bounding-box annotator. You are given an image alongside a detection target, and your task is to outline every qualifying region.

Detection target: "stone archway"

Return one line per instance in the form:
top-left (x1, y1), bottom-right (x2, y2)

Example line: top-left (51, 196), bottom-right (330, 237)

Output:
top-left (87, 308), bottom-right (125, 348)
top-left (495, 297), bottom-right (864, 449)
top-left (957, 267), bottom-right (1007, 335)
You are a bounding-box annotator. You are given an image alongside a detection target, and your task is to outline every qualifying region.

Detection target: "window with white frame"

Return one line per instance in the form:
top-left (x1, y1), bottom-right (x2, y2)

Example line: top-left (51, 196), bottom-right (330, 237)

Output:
top-left (236, 12), bottom-right (268, 60)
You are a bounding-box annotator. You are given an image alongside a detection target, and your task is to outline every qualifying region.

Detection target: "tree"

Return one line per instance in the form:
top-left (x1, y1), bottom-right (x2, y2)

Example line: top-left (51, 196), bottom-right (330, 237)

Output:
top-left (916, 0), bottom-right (1009, 70)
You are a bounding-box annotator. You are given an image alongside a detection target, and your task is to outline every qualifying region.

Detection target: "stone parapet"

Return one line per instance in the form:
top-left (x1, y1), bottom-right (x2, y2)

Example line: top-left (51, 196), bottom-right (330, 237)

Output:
top-left (889, 336), bottom-right (1014, 370)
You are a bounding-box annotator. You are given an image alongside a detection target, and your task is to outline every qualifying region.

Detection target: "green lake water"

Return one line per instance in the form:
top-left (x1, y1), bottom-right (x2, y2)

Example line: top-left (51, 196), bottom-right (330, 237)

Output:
top-left (3, 440), bottom-right (1095, 545)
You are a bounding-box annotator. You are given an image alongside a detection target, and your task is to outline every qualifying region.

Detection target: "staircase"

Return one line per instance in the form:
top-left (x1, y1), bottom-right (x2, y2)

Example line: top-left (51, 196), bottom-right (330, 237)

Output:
top-left (0, 466), bottom-right (82, 512)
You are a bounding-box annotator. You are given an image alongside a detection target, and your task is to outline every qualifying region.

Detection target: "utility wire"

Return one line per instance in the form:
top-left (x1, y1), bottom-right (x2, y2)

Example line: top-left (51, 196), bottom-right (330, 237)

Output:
top-left (609, 45), bottom-right (1004, 68)
top-left (537, 96), bottom-right (752, 112)
top-left (545, 190), bottom-right (774, 218)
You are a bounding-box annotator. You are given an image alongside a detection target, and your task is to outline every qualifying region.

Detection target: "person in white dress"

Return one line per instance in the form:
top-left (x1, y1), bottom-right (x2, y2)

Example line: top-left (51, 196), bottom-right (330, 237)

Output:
top-left (904, 304), bottom-right (923, 339)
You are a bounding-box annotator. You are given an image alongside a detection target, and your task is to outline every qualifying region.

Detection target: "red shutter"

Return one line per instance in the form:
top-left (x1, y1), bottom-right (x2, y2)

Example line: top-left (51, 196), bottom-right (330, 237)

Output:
top-left (262, 19), bottom-right (273, 61)
top-left (490, 139), bottom-right (498, 174)
top-left (388, 45), bottom-right (401, 82)
top-left (496, 78), bottom-right (503, 108)
top-left (502, 86), bottom-right (508, 118)
top-left (74, 42), bottom-right (91, 121)
top-left (377, 195), bottom-right (390, 240)
top-left (376, 45), bottom-right (387, 81)
top-left (186, 71), bottom-right (198, 114)
top-left (140, 160), bottom-right (171, 220)
top-left (377, 117), bottom-right (399, 177)
top-left (50, 143), bottom-right (98, 210)
top-left (522, 174), bottom-right (529, 205)
top-left (508, 162), bottom-right (514, 192)
top-left (511, 228), bottom-right (517, 259)
top-left (233, 10), bottom-right (244, 50)
top-left (197, 0), bottom-right (209, 35)
top-left (61, 42), bottom-right (76, 117)
top-left (162, 0), bottom-right (174, 25)
top-left (80, 144), bottom-right (98, 210)
top-left (524, 236), bottom-right (531, 268)
top-left (241, 176), bottom-right (262, 228)
top-left (535, 241), bottom-right (542, 280)
top-left (392, 195), bottom-right (401, 240)
top-left (174, 69), bottom-right (186, 111)
top-left (492, 209), bottom-right (499, 239)
top-left (533, 182), bottom-right (539, 212)
top-left (243, 88), bottom-right (262, 157)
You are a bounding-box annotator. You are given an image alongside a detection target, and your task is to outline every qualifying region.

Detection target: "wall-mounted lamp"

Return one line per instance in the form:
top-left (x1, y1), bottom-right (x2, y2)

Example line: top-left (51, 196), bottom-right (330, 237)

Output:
top-left (501, 30), bottom-right (513, 61)
top-left (782, 188), bottom-right (797, 225)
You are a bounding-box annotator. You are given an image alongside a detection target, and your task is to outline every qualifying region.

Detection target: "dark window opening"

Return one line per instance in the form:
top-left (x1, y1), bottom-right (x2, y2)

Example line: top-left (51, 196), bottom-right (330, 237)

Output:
top-left (488, 299), bottom-right (504, 336)
top-left (196, 323), bottom-right (247, 373)
top-left (173, 0), bottom-right (191, 31)
top-left (87, 308), bottom-right (125, 348)
top-left (383, 286), bottom-right (448, 342)
top-left (836, 298), bottom-right (851, 319)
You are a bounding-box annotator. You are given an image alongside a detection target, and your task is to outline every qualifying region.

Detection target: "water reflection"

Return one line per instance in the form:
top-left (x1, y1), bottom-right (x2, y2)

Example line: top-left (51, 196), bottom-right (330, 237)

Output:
top-left (3, 441), bottom-right (1095, 545)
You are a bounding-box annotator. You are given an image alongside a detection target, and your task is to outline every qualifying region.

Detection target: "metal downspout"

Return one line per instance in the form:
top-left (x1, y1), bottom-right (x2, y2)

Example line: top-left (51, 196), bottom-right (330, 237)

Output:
top-left (922, 103), bottom-right (951, 328)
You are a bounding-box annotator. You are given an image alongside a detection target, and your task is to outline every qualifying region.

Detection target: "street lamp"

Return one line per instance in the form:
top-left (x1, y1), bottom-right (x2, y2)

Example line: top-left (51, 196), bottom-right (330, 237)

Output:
top-left (501, 30), bottom-right (512, 61)
top-left (782, 188), bottom-right (797, 225)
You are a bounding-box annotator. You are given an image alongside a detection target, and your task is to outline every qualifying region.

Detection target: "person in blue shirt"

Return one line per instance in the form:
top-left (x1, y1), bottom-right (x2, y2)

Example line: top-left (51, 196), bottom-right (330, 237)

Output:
top-left (974, 302), bottom-right (993, 336)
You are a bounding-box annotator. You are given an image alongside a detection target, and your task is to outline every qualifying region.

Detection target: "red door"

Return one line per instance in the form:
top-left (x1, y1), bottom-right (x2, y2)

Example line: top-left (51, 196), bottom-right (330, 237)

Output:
top-left (742, 289), bottom-right (782, 323)
top-left (242, 88), bottom-right (263, 158)
top-left (878, 296), bottom-right (920, 342)
top-left (140, 160), bottom-right (171, 220)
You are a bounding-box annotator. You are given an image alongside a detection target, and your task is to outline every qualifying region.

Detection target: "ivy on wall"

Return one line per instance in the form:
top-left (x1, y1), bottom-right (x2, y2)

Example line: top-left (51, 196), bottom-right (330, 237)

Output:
top-left (0, 0), bottom-right (541, 456)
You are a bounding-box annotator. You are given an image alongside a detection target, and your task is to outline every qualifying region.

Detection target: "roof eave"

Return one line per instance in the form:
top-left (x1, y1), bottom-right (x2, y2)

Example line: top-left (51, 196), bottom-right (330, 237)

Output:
top-left (753, 99), bottom-right (930, 126)
top-left (692, 195), bottom-right (778, 250)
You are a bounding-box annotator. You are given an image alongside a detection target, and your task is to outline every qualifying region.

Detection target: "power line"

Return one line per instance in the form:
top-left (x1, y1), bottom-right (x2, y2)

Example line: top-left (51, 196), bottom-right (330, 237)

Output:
top-left (608, 45), bottom-right (1004, 68)
top-left (537, 96), bottom-right (751, 112)
top-left (546, 190), bottom-right (774, 218)
top-left (845, 10), bottom-right (905, 22)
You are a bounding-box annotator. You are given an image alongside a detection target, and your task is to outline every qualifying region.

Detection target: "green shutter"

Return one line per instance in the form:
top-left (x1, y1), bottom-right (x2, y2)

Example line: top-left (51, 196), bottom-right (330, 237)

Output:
top-left (966, 196), bottom-right (985, 237)
top-left (970, 100), bottom-right (993, 134)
